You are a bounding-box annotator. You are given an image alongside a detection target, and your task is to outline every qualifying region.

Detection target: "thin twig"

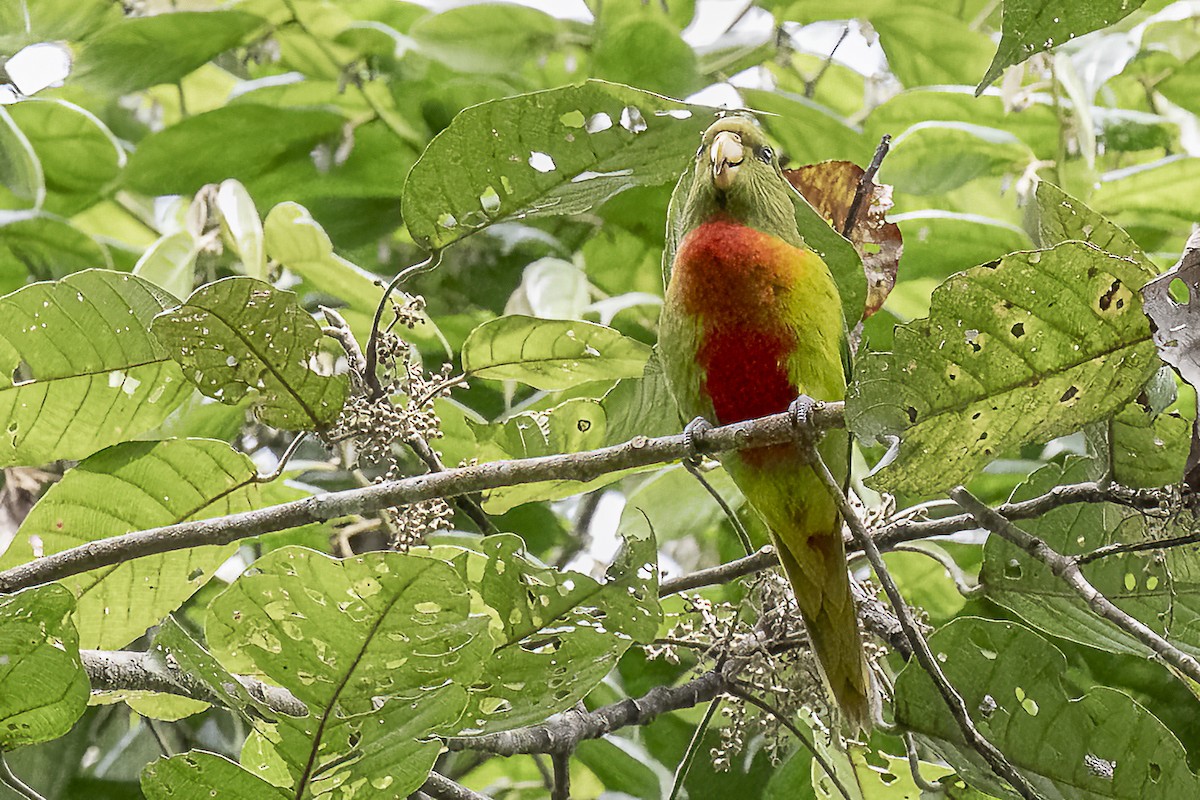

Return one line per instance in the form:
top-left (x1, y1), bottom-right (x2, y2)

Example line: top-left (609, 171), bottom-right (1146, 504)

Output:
top-left (659, 547), bottom-right (777, 597)
top-left (725, 685), bottom-right (852, 800)
top-left (0, 407), bottom-right (843, 593)
top-left (808, 454), bottom-right (1042, 800)
top-left (365, 251), bottom-right (443, 398)
top-left (550, 751), bottom-right (571, 800)
top-left (667, 698), bottom-right (720, 800)
top-left (841, 135), bottom-right (891, 238)
top-left (0, 753), bottom-right (46, 800)
top-left (531, 754), bottom-right (554, 790)
top-left (1075, 529), bottom-right (1200, 565)
top-left (684, 460), bottom-right (754, 555)
top-left (406, 434), bottom-right (497, 536)
top-left (903, 731), bottom-right (944, 794)
top-left (255, 432), bottom-right (309, 484)
top-left (145, 718), bottom-right (175, 757)
top-left (419, 772), bottom-right (493, 800)
top-left (320, 306), bottom-right (366, 377)
top-left (951, 487), bottom-right (1200, 686)
top-left (890, 542), bottom-right (982, 597)
top-left (805, 25), bottom-right (850, 98)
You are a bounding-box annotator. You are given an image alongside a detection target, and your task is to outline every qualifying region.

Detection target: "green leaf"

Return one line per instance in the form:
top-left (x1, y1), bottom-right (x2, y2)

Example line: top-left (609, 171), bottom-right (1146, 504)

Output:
top-left (207, 547), bottom-right (490, 712)
top-left (1027, 181), bottom-right (1148, 263)
top-left (0, 106), bottom-right (44, 210)
top-left (123, 105), bottom-right (345, 198)
top-left (871, 8), bottom-right (994, 89)
top-left (142, 752), bottom-right (289, 800)
top-left (0, 270), bottom-right (190, 467)
top-left (1091, 156), bottom-right (1200, 228)
top-left (73, 11), bottom-right (265, 95)
top-left (1091, 401), bottom-right (1189, 489)
top-left (6, 99), bottom-right (123, 217)
top-left (740, 89), bottom-right (873, 166)
top-left (151, 277), bottom-right (348, 430)
top-left (848, 242), bottom-right (1159, 496)
top-left (981, 458), bottom-right (1199, 657)
top-left (1158, 56), bottom-right (1200, 117)
top-left (892, 211), bottom-right (1032, 281)
top-left (0, 211), bottom-right (110, 290)
top-left (461, 315), bottom-right (652, 390)
top-left (402, 79), bottom-right (713, 250)
top-left (0, 0), bottom-right (119, 49)
top-left (133, 231), bottom-right (197, 300)
top-left (601, 349), bottom-right (681, 445)
top-left (215, 180), bottom-right (267, 281)
top-left (881, 122), bottom-right (1032, 195)
top-left (0, 585), bottom-right (88, 748)
top-left (978, 0), bottom-right (1147, 93)
top-left (410, 3), bottom-right (562, 73)
top-left (0, 439), bottom-right (266, 649)
top-left (895, 617), bottom-right (1200, 798)
top-left (459, 530), bottom-right (660, 733)
top-left (865, 88), bottom-right (1061, 160)
top-left (592, 14), bottom-right (698, 98)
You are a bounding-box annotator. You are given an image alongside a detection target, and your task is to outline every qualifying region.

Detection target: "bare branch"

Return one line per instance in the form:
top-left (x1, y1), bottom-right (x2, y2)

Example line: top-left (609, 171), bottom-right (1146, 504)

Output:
top-left (444, 670), bottom-right (726, 756)
top-left (420, 772), bottom-right (493, 800)
top-left (841, 135), bottom-right (891, 238)
top-left (659, 547), bottom-right (777, 597)
top-left (951, 487), bottom-right (1200, 686)
top-left (684, 459), bottom-right (754, 555)
top-left (809, 454), bottom-right (1043, 800)
top-left (0, 753), bottom-right (45, 800)
top-left (551, 751), bottom-right (571, 800)
top-left (1075, 527), bottom-right (1200, 566)
top-left (365, 251), bottom-right (443, 398)
top-left (82, 649), bottom-right (308, 718)
top-left (0, 406), bottom-right (844, 593)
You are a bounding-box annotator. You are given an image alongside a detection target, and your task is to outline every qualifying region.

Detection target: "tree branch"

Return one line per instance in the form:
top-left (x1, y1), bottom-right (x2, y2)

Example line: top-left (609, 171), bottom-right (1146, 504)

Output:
top-left (420, 772), bottom-right (493, 800)
top-left (658, 547), bottom-right (777, 596)
top-left (0, 406), bottom-right (843, 593)
top-left (951, 487), bottom-right (1200, 686)
top-left (444, 670), bottom-right (726, 756)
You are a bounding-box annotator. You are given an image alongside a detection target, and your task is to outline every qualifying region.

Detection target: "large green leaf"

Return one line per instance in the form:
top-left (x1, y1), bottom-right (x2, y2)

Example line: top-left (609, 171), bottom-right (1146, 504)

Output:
top-left (0, 0), bottom-right (119, 49)
top-left (461, 315), bottom-right (652, 390)
top-left (848, 241), bottom-right (1158, 496)
top-left (152, 277), bottom-right (348, 430)
top-left (142, 752), bottom-right (289, 800)
top-left (1091, 157), bottom-right (1200, 228)
top-left (457, 530), bottom-right (660, 733)
top-left (0, 270), bottom-right (190, 467)
top-left (881, 122), bottom-right (1032, 195)
top-left (0, 439), bottom-right (268, 649)
top-left (895, 617), bottom-right (1199, 798)
top-left (1027, 181), bottom-right (1148, 262)
top-left (73, 10), bottom-right (265, 95)
top-left (892, 211), bottom-right (1031, 281)
top-left (0, 211), bottom-right (110, 290)
top-left (6, 99), bottom-right (124, 217)
top-left (410, 3), bottom-right (562, 73)
top-left (0, 107), bottom-right (44, 210)
top-left (123, 105), bottom-right (345, 198)
top-left (978, 0), bottom-right (1147, 92)
top-left (207, 547), bottom-right (488, 795)
top-left (592, 14), bottom-right (699, 98)
top-left (981, 459), bottom-right (1200, 657)
top-left (1089, 401), bottom-right (1189, 489)
top-left (0, 585), bottom-right (88, 748)
top-left (402, 79), bottom-right (713, 250)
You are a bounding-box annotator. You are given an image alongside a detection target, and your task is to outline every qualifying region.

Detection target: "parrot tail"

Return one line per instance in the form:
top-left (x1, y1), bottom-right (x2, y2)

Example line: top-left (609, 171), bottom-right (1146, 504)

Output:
top-left (772, 527), bottom-right (875, 734)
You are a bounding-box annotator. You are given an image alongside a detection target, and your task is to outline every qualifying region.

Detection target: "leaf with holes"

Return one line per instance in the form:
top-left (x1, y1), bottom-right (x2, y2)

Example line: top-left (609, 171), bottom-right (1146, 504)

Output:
top-left (0, 439), bottom-right (270, 649)
top-left (982, 458), bottom-right (1200, 658)
top-left (1087, 399), bottom-right (1189, 489)
top-left (1029, 181), bottom-right (1148, 264)
top-left (1141, 228), bottom-right (1200, 488)
top-left (462, 315), bottom-right (652, 391)
top-left (0, 585), bottom-right (88, 748)
top-left (456, 531), bottom-right (660, 734)
top-left (142, 751), bottom-right (289, 800)
top-left (206, 548), bottom-right (487, 796)
top-left (402, 79), bottom-right (713, 250)
top-left (896, 617), bottom-right (1199, 798)
top-left (848, 241), bottom-right (1159, 496)
top-left (0, 270), bottom-right (190, 467)
top-left (152, 277), bottom-right (348, 430)
top-left (977, 0), bottom-right (1147, 93)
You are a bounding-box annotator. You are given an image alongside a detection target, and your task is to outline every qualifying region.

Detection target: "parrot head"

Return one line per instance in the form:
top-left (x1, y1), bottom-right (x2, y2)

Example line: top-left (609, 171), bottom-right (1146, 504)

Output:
top-left (678, 114), bottom-right (797, 235)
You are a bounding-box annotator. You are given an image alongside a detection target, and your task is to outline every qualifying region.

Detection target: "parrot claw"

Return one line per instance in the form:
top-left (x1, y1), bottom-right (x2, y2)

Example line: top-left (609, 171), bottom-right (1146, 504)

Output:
top-left (682, 416), bottom-right (714, 463)
top-left (788, 395), bottom-right (823, 445)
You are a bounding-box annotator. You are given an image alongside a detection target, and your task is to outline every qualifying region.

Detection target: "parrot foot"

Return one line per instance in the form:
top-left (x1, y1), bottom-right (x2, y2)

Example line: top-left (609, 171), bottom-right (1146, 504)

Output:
top-left (788, 395), bottom-right (824, 446)
top-left (682, 416), bottom-right (714, 463)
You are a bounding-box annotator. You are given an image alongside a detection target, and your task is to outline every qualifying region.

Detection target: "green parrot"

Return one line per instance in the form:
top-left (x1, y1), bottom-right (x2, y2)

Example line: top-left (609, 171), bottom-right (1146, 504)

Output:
top-left (658, 114), bottom-right (874, 732)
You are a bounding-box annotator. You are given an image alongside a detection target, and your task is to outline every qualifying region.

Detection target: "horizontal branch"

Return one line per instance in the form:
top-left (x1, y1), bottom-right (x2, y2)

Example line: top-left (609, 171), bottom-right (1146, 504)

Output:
top-left (444, 670), bottom-right (726, 756)
top-left (82, 649), bottom-right (307, 717)
top-left (658, 546), bottom-right (778, 596)
top-left (420, 772), bottom-right (492, 800)
top-left (0, 406), bottom-right (843, 593)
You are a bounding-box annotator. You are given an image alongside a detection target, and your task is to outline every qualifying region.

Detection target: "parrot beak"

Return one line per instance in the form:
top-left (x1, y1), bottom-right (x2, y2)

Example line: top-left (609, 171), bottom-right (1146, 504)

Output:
top-left (710, 130), bottom-right (744, 192)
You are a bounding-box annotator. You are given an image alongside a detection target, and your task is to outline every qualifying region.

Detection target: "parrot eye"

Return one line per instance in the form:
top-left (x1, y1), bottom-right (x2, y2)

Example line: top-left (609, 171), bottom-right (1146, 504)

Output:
top-left (758, 146), bottom-right (774, 164)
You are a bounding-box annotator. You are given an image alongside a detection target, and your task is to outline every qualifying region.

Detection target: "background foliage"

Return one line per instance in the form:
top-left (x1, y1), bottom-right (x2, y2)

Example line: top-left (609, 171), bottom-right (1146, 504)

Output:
top-left (1, 0), bottom-right (1199, 798)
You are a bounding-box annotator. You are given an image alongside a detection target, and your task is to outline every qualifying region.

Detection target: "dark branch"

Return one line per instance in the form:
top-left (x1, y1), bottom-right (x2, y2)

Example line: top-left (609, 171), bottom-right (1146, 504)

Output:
top-left (0, 406), bottom-right (844, 593)
top-left (841, 135), bottom-right (891, 238)
top-left (659, 547), bottom-right (777, 597)
top-left (420, 772), bottom-right (493, 800)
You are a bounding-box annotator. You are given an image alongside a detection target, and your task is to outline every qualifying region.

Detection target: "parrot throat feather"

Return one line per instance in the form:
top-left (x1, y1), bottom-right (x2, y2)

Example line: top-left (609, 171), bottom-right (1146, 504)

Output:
top-left (673, 216), bottom-right (803, 461)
